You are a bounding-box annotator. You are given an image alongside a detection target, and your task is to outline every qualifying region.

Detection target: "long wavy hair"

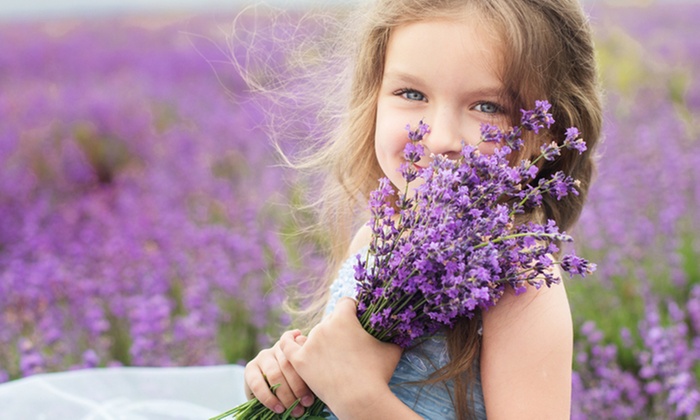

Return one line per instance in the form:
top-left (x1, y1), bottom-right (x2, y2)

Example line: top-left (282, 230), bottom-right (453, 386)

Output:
top-left (254, 0), bottom-right (602, 418)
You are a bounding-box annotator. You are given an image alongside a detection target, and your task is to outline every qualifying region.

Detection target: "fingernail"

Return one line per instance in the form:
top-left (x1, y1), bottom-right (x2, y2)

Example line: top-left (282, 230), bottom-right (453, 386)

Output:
top-left (292, 406), bottom-right (304, 417)
top-left (301, 395), bottom-right (314, 407)
top-left (274, 405), bottom-right (285, 414)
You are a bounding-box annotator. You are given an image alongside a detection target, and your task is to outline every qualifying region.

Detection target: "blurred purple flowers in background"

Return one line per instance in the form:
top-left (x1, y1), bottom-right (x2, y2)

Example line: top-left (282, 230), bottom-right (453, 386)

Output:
top-left (568, 3), bottom-right (700, 418)
top-left (0, 15), bottom-right (324, 379)
top-left (1, 1), bottom-right (700, 418)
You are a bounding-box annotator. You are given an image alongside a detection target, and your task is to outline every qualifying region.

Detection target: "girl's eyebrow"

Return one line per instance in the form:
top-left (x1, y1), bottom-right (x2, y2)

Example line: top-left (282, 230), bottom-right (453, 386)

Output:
top-left (468, 87), bottom-right (507, 99)
top-left (382, 70), bottom-right (423, 85)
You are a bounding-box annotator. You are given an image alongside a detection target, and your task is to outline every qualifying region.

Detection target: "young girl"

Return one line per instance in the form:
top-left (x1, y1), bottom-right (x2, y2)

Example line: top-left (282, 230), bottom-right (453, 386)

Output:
top-left (244, 0), bottom-right (602, 418)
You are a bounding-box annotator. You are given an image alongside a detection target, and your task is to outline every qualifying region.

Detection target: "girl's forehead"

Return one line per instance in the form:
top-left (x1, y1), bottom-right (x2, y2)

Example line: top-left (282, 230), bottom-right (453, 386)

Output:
top-left (384, 18), bottom-right (506, 81)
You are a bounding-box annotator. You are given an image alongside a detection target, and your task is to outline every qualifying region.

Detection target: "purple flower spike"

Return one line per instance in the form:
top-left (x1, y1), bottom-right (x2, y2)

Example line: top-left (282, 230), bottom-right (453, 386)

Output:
top-left (565, 127), bottom-right (580, 142)
top-left (502, 126), bottom-right (524, 150)
top-left (480, 123), bottom-right (504, 143)
top-left (561, 254), bottom-right (596, 277)
top-left (563, 127), bottom-right (588, 154)
top-left (540, 141), bottom-right (562, 161)
top-left (403, 141), bottom-right (425, 164)
top-left (399, 162), bottom-right (419, 183)
top-left (521, 100), bottom-right (555, 134)
top-left (406, 119), bottom-right (430, 142)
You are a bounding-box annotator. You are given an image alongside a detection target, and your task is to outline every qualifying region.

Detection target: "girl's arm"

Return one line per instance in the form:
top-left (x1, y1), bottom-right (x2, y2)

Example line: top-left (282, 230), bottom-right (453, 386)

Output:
top-left (480, 267), bottom-right (573, 419)
top-left (279, 298), bottom-right (422, 420)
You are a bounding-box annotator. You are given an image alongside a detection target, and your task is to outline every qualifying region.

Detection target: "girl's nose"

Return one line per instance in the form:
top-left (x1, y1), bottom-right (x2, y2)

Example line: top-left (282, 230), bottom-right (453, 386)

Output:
top-left (422, 107), bottom-right (468, 158)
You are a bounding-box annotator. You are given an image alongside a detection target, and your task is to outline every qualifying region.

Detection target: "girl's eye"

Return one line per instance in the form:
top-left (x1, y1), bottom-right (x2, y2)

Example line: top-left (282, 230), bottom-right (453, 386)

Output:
top-left (474, 102), bottom-right (502, 114)
top-left (395, 88), bottom-right (426, 102)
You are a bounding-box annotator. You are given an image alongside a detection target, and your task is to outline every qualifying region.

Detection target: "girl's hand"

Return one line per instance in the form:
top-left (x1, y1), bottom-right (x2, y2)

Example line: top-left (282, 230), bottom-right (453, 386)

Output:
top-left (279, 298), bottom-right (403, 418)
top-left (244, 330), bottom-right (315, 417)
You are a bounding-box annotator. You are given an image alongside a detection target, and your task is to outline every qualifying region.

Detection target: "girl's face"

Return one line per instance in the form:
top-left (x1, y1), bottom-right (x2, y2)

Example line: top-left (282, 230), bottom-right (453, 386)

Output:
top-left (374, 17), bottom-right (509, 190)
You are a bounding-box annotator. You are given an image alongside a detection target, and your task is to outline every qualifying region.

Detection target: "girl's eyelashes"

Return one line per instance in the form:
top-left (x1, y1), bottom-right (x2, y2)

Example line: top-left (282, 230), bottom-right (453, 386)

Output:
top-left (473, 102), bottom-right (503, 114)
top-left (393, 88), bottom-right (427, 102)
top-left (390, 89), bottom-right (506, 116)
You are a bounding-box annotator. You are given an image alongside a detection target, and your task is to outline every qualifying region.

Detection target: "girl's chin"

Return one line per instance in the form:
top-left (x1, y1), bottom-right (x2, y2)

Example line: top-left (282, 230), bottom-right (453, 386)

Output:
top-left (390, 179), bottom-right (424, 195)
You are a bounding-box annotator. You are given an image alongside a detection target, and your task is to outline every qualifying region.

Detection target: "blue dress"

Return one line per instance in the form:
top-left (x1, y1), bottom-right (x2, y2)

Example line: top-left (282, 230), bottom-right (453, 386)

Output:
top-left (323, 249), bottom-right (487, 420)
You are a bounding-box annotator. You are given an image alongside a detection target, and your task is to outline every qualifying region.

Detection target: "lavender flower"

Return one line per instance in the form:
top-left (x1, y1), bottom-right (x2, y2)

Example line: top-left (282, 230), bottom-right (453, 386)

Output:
top-left (520, 100), bottom-right (555, 134)
top-left (561, 254), bottom-right (596, 277)
top-left (563, 127), bottom-right (587, 153)
top-left (355, 104), bottom-right (592, 348)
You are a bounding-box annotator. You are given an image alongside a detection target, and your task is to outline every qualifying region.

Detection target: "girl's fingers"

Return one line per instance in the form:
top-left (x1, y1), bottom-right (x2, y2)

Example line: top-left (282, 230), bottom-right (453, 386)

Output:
top-left (335, 297), bottom-right (359, 317)
top-left (259, 361), bottom-right (305, 417)
top-left (244, 356), bottom-right (286, 414)
top-left (260, 357), bottom-right (296, 410)
top-left (243, 331), bottom-right (313, 417)
top-left (278, 332), bottom-right (304, 372)
top-left (274, 335), bottom-right (314, 407)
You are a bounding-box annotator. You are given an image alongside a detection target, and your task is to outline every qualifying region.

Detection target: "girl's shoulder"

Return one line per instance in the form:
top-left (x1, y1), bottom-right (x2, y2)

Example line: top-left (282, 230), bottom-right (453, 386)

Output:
top-left (482, 266), bottom-right (572, 338)
top-left (346, 222), bottom-right (372, 258)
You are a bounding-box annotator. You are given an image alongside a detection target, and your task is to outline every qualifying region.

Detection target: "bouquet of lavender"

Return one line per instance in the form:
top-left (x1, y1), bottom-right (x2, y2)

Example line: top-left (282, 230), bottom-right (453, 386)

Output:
top-left (355, 100), bottom-right (594, 348)
top-left (211, 100), bottom-right (595, 419)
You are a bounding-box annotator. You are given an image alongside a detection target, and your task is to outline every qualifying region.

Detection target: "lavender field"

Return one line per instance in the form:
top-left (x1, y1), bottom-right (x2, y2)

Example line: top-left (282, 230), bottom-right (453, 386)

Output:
top-left (1, 2), bottom-right (699, 418)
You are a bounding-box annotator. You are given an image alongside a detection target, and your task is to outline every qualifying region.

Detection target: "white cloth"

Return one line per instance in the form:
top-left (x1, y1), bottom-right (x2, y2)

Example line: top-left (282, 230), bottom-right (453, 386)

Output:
top-left (0, 365), bottom-right (247, 420)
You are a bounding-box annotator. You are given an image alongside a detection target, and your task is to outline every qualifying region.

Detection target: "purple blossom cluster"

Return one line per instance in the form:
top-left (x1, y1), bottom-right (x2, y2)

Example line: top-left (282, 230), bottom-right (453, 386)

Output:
top-left (0, 16), bottom-right (324, 382)
top-left (354, 102), bottom-right (592, 348)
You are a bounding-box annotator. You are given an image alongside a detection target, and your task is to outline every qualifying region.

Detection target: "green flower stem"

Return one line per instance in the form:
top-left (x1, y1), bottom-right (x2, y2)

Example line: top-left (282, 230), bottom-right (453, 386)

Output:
top-left (210, 386), bottom-right (329, 419)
